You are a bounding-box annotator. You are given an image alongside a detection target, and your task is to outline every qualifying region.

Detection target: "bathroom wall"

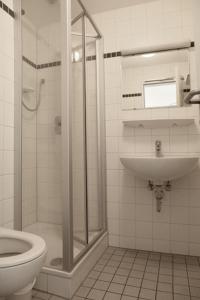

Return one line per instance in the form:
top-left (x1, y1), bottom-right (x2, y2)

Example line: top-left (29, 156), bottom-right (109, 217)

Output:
top-left (0, 0), bottom-right (14, 228)
top-left (94, 0), bottom-right (200, 255)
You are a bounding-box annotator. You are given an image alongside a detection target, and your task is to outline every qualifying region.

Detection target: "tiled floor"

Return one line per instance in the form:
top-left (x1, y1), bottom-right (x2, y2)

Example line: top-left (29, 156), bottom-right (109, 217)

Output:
top-left (34, 247), bottom-right (200, 300)
top-left (33, 290), bottom-right (64, 300)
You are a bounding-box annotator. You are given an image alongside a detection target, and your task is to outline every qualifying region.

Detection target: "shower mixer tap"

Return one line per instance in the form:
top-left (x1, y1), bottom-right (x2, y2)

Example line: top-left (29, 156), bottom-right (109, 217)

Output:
top-left (155, 140), bottom-right (162, 157)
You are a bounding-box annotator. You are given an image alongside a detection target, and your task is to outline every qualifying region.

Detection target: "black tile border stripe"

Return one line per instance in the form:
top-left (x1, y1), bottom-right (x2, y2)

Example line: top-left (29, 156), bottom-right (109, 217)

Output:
top-left (0, 1), bottom-right (15, 18)
top-left (86, 55), bottom-right (97, 61)
top-left (184, 88), bottom-right (191, 93)
top-left (23, 56), bottom-right (37, 69)
top-left (37, 61), bottom-right (61, 69)
top-left (123, 93), bottom-right (142, 98)
top-left (77, 52), bottom-right (121, 62)
top-left (23, 56), bottom-right (61, 70)
top-left (104, 51), bottom-right (122, 59)
top-left (122, 89), bottom-right (190, 98)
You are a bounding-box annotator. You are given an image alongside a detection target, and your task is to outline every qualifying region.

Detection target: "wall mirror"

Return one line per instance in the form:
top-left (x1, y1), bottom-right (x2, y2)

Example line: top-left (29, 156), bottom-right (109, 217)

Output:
top-left (121, 49), bottom-right (191, 110)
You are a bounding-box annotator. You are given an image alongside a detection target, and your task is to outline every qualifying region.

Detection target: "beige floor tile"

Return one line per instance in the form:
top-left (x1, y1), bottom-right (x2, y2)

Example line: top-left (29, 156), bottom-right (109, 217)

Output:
top-left (157, 282), bottom-right (173, 292)
top-left (140, 288), bottom-right (156, 300)
top-left (156, 291), bottom-right (173, 300)
top-left (82, 278), bottom-right (96, 288)
top-left (127, 277), bottom-right (142, 287)
top-left (174, 284), bottom-right (190, 295)
top-left (108, 282), bottom-right (124, 294)
top-left (123, 285), bottom-right (140, 297)
top-left (174, 295), bottom-right (190, 300)
top-left (104, 292), bottom-right (121, 300)
top-left (142, 279), bottom-right (157, 290)
top-left (93, 280), bottom-right (110, 291)
top-left (75, 286), bottom-right (90, 298)
top-left (112, 275), bottom-right (127, 284)
top-left (87, 288), bottom-right (106, 300)
top-left (98, 272), bottom-right (113, 282)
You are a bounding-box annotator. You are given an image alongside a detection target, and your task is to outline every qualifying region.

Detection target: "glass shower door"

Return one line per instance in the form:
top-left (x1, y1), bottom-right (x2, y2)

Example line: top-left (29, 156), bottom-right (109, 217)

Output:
top-left (85, 34), bottom-right (103, 242)
top-left (71, 16), bottom-right (88, 256)
top-left (71, 1), bottom-right (106, 261)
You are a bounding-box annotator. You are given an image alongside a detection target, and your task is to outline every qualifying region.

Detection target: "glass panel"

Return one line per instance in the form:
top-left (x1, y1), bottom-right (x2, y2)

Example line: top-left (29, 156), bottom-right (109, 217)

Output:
top-left (21, 0), bottom-right (63, 270)
top-left (71, 15), bottom-right (87, 258)
top-left (71, 0), bottom-right (82, 20)
top-left (144, 81), bottom-right (177, 108)
top-left (85, 17), bottom-right (103, 243)
top-left (121, 49), bottom-right (190, 110)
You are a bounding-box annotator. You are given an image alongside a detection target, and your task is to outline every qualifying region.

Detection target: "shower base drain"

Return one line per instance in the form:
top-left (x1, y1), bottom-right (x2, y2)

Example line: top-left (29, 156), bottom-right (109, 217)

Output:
top-left (50, 257), bottom-right (63, 267)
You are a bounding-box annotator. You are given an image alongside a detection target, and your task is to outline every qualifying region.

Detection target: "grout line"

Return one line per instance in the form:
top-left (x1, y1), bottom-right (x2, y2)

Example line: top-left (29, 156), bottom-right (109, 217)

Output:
top-left (186, 256), bottom-right (192, 300)
top-left (119, 249), bottom-right (137, 299)
top-left (172, 254), bottom-right (175, 300)
top-left (137, 250), bottom-right (151, 298)
top-left (74, 247), bottom-right (115, 298)
top-left (155, 252), bottom-right (161, 300)
top-left (84, 251), bottom-right (111, 297)
top-left (101, 248), bottom-right (128, 299)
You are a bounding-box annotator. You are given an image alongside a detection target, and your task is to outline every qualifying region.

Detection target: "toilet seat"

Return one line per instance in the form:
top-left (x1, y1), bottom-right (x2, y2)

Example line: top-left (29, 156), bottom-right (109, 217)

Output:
top-left (0, 228), bottom-right (47, 268)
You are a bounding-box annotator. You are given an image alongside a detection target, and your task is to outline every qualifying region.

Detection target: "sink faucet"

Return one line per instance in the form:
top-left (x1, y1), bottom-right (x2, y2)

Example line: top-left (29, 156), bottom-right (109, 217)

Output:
top-left (155, 140), bottom-right (162, 157)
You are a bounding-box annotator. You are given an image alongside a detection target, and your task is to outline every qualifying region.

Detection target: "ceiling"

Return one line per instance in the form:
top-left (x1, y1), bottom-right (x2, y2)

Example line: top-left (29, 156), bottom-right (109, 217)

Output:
top-left (22, 0), bottom-right (155, 29)
top-left (22, 0), bottom-right (60, 28)
top-left (82, 0), bottom-right (154, 14)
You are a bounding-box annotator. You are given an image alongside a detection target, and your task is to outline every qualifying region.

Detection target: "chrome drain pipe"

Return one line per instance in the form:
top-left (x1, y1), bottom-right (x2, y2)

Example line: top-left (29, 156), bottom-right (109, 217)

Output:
top-left (148, 181), bottom-right (171, 212)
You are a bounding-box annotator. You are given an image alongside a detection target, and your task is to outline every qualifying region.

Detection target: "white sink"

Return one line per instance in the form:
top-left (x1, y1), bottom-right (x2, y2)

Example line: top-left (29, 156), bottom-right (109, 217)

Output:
top-left (120, 156), bottom-right (199, 181)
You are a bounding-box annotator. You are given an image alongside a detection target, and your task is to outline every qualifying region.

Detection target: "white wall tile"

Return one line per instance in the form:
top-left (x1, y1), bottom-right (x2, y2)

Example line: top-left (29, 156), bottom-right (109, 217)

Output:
top-left (0, 4), bottom-right (14, 227)
top-left (153, 223), bottom-right (170, 241)
top-left (171, 206), bottom-right (189, 224)
top-left (171, 241), bottom-right (188, 255)
top-left (136, 221), bottom-right (152, 239)
top-left (170, 224), bottom-right (189, 242)
top-left (153, 240), bottom-right (170, 253)
top-left (136, 204), bottom-right (153, 222)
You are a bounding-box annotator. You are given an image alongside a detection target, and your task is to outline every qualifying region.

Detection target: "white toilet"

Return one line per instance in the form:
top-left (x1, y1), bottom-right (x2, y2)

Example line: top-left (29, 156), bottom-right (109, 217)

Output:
top-left (0, 228), bottom-right (47, 300)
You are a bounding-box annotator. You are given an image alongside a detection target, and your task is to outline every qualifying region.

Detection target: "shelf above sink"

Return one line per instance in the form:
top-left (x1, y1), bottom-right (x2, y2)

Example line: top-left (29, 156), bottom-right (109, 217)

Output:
top-left (123, 118), bottom-right (195, 129)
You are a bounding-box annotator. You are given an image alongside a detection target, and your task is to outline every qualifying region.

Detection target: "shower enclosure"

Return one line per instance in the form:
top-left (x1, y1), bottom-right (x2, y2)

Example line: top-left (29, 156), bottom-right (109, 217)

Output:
top-left (14, 0), bottom-right (106, 272)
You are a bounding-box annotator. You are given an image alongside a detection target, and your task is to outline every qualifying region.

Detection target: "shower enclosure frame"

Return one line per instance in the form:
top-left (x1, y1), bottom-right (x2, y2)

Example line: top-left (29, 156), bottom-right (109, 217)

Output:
top-left (14, 0), bottom-right (107, 273)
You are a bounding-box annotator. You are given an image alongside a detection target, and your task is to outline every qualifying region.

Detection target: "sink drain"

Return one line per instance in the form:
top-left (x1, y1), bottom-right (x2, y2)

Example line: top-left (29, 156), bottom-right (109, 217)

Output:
top-left (50, 257), bottom-right (63, 267)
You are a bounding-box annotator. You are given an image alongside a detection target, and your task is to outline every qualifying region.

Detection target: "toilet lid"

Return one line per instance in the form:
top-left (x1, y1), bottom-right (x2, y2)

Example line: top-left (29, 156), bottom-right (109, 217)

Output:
top-left (0, 228), bottom-right (47, 268)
